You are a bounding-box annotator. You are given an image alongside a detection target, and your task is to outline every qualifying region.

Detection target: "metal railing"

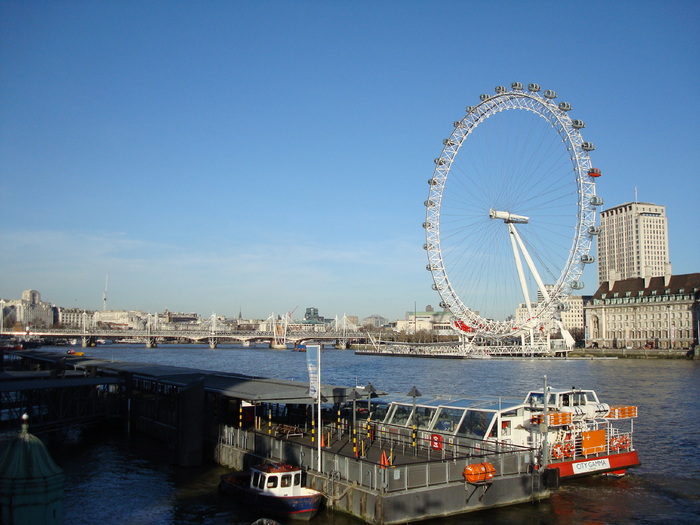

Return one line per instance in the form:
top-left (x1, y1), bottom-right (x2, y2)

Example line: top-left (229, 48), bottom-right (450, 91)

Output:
top-left (217, 423), bottom-right (536, 493)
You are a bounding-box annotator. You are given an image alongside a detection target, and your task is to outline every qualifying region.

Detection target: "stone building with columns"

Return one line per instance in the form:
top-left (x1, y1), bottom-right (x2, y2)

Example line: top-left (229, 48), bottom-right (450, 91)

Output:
top-left (585, 272), bottom-right (700, 350)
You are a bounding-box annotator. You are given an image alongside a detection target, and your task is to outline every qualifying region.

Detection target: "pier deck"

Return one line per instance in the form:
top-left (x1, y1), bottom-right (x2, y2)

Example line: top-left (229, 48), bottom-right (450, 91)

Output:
top-left (3, 349), bottom-right (551, 523)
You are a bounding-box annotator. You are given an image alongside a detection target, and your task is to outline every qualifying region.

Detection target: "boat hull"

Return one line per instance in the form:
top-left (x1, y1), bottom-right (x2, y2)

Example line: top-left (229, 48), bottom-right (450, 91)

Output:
top-left (219, 474), bottom-right (322, 521)
top-left (547, 450), bottom-right (640, 478)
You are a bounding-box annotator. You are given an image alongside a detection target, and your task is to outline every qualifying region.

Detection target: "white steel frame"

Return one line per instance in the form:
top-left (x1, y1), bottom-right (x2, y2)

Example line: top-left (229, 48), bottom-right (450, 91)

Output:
top-left (424, 84), bottom-right (600, 341)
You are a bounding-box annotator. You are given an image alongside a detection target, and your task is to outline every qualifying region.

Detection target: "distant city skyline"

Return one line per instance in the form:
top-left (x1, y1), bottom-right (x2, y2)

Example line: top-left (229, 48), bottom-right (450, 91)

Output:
top-left (1, 2), bottom-right (698, 321)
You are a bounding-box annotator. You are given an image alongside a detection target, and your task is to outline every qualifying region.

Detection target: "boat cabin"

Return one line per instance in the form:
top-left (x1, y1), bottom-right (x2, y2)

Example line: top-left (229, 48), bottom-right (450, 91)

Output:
top-left (250, 463), bottom-right (304, 497)
top-left (525, 388), bottom-right (600, 410)
top-left (373, 394), bottom-right (531, 446)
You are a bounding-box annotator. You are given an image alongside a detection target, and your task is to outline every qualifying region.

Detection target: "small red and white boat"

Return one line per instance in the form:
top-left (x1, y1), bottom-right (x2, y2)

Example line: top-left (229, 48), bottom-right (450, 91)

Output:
top-left (219, 463), bottom-right (323, 521)
top-left (372, 382), bottom-right (639, 480)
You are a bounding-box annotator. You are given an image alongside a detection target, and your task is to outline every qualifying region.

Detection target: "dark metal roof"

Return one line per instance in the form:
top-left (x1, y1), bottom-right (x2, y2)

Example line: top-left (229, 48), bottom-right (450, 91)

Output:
top-left (5, 350), bottom-right (356, 404)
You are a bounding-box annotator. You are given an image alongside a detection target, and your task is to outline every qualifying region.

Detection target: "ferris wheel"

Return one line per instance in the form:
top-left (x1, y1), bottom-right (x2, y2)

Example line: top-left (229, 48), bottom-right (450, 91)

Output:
top-left (424, 83), bottom-right (603, 341)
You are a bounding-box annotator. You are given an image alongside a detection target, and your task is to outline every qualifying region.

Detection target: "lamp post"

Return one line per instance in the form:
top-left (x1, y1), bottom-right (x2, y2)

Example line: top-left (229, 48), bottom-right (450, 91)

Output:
top-left (407, 386), bottom-right (422, 426)
top-left (347, 388), bottom-right (362, 456)
top-left (348, 388), bottom-right (362, 436)
top-left (365, 382), bottom-right (376, 418)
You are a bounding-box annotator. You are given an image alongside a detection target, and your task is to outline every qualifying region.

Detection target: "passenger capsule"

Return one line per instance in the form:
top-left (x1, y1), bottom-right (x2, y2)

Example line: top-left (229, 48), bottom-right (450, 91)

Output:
top-left (422, 222), bottom-right (432, 229)
top-left (432, 284), bottom-right (438, 291)
top-left (544, 90), bottom-right (557, 99)
top-left (439, 301), bottom-right (448, 309)
top-left (588, 225), bottom-right (601, 235)
top-left (587, 168), bottom-right (601, 177)
top-left (528, 83), bottom-right (541, 92)
top-left (572, 281), bottom-right (585, 290)
top-left (581, 254), bottom-right (595, 264)
top-left (434, 158), bottom-right (446, 165)
top-left (581, 142), bottom-right (595, 151)
top-left (465, 106), bottom-right (475, 113)
top-left (424, 200), bottom-right (435, 207)
top-left (480, 94), bottom-right (491, 101)
top-left (558, 102), bottom-right (572, 111)
top-left (428, 178), bottom-right (438, 186)
top-left (511, 82), bottom-right (523, 91)
top-left (423, 243), bottom-right (434, 250)
top-left (443, 138), bottom-right (456, 147)
top-left (571, 119), bottom-right (585, 129)
top-left (590, 196), bottom-right (604, 206)
top-left (495, 85), bottom-right (507, 94)
top-left (454, 121), bottom-right (464, 128)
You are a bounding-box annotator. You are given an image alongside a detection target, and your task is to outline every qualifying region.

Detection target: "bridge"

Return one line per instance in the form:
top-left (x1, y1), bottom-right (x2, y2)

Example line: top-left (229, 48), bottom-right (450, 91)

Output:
top-left (0, 327), bottom-right (369, 349)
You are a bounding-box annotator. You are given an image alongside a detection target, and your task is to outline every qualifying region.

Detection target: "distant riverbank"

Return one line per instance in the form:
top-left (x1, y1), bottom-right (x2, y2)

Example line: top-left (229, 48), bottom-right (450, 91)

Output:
top-left (568, 347), bottom-right (697, 359)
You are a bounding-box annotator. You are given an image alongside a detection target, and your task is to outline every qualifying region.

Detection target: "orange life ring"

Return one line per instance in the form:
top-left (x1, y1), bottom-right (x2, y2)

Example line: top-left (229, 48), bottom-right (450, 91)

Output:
top-left (563, 443), bottom-right (575, 458)
top-left (610, 437), bottom-right (621, 451)
top-left (619, 435), bottom-right (630, 450)
top-left (552, 444), bottom-right (564, 459)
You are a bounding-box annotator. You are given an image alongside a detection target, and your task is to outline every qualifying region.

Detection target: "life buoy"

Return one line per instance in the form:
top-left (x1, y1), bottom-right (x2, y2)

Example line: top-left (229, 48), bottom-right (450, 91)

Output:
top-left (619, 435), bottom-right (630, 450)
top-left (552, 444), bottom-right (564, 459)
top-left (610, 437), bottom-right (621, 451)
top-left (563, 443), bottom-right (575, 458)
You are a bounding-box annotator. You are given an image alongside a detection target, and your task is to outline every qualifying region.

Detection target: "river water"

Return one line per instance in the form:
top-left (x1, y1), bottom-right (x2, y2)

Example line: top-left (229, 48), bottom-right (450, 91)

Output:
top-left (36, 344), bottom-right (700, 524)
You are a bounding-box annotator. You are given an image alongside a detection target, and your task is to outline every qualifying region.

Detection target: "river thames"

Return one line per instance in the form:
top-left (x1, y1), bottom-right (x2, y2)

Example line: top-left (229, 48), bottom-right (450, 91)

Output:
top-left (35, 344), bottom-right (700, 524)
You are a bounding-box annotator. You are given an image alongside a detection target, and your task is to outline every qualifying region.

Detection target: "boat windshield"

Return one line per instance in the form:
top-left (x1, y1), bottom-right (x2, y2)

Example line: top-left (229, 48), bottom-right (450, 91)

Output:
top-left (371, 402), bottom-right (391, 422)
top-left (433, 406), bottom-right (466, 432)
top-left (413, 406), bottom-right (437, 429)
top-left (457, 409), bottom-right (495, 438)
top-left (387, 404), bottom-right (413, 425)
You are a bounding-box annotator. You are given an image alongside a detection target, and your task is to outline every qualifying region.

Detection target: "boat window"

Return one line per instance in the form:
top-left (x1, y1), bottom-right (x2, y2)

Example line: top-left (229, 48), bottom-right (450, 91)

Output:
top-left (413, 406), bottom-right (437, 430)
top-left (281, 474), bottom-right (292, 488)
top-left (527, 393), bottom-right (544, 405)
top-left (388, 404), bottom-right (412, 426)
top-left (252, 472), bottom-right (261, 489)
top-left (294, 473), bottom-right (301, 486)
top-left (433, 407), bottom-right (465, 432)
top-left (371, 402), bottom-right (390, 422)
top-left (457, 410), bottom-right (495, 438)
top-left (258, 474), bottom-right (266, 490)
top-left (572, 392), bottom-right (587, 406)
top-left (267, 475), bottom-right (278, 489)
top-left (584, 391), bottom-right (598, 403)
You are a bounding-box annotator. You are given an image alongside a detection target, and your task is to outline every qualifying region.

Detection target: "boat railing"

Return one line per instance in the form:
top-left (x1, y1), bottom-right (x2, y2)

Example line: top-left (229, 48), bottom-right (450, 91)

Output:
top-left (216, 424), bottom-right (538, 493)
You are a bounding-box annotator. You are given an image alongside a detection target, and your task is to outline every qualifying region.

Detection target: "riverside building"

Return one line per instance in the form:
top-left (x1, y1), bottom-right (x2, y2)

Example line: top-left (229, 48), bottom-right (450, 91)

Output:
top-left (585, 272), bottom-right (700, 350)
top-left (597, 202), bottom-right (671, 285)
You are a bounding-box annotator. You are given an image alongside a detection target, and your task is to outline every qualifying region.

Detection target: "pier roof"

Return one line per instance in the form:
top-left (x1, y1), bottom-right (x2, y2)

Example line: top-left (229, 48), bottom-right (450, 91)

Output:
top-left (7, 350), bottom-right (357, 404)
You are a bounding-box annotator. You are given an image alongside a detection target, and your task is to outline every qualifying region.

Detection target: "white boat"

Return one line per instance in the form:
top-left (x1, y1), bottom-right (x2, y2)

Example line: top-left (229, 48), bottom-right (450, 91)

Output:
top-left (370, 381), bottom-right (639, 480)
top-left (219, 463), bottom-right (323, 520)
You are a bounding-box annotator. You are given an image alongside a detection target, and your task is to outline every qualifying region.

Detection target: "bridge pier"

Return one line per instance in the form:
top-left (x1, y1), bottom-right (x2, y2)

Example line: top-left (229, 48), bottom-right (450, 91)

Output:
top-left (209, 338), bottom-right (217, 349)
top-left (81, 336), bottom-right (96, 348)
top-left (145, 337), bottom-right (158, 349)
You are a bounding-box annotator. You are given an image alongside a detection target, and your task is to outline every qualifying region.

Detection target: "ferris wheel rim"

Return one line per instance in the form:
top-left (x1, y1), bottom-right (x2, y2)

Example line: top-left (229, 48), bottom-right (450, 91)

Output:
top-left (424, 84), bottom-right (600, 339)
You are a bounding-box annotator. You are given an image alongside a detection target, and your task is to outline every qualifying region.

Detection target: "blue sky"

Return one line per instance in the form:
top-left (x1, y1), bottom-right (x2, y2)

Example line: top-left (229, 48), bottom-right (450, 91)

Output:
top-left (1, 1), bottom-right (698, 321)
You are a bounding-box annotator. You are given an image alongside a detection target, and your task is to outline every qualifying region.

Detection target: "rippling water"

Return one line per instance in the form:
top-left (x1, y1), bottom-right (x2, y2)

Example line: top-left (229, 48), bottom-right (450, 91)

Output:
top-left (39, 345), bottom-right (700, 524)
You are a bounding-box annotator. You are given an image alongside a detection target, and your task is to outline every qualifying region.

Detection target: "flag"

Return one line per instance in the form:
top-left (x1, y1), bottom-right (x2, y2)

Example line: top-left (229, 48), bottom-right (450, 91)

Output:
top-left (306, 344), bottom-right (321, 400)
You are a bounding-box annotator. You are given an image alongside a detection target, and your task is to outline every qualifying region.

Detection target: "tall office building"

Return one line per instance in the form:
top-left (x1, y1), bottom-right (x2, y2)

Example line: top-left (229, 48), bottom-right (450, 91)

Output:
top-left (597, 202), bottom-right (671, 285)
